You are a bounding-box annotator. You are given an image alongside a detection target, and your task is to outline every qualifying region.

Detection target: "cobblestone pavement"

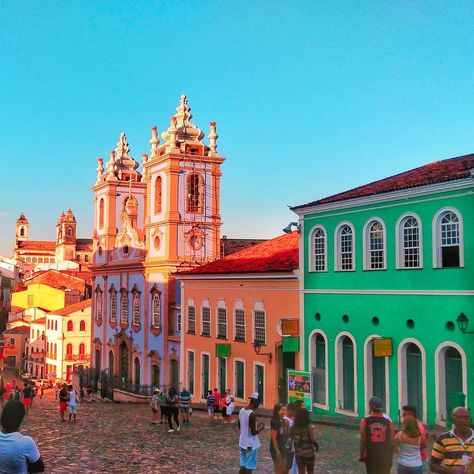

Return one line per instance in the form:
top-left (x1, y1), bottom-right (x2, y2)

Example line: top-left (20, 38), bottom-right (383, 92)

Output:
top-left (14, 390), bottom-right (379, 473)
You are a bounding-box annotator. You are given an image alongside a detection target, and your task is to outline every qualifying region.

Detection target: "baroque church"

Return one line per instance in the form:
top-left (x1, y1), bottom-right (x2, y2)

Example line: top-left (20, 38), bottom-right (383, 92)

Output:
top-left (91, 95), bottom-right (234, 389)
top-left (13, 210), bottom-right (93, 277)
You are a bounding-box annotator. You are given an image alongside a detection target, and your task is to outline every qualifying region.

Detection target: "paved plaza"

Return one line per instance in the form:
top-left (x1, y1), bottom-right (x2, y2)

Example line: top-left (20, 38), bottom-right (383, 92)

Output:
top-left (11, 388), bottom-right (369, 473)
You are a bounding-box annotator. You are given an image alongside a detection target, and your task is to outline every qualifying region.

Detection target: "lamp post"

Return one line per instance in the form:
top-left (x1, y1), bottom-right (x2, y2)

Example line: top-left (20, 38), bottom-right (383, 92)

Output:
top-left (252, 340), bottom-right (272, 363)
top-left (457, 313), bottom-right (474, 334)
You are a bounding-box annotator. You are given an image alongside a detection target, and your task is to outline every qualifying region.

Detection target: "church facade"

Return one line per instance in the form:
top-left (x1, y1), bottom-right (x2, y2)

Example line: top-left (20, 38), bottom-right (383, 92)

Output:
top-left (91, 95), bottom-right (225, 390)
top-left (13, 210), bottom-right (93, 277)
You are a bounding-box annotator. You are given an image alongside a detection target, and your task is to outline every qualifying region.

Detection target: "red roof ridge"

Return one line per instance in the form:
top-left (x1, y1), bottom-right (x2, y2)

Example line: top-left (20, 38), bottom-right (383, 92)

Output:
top-left (293, 153), bottom-right (474, 209)
top-left (48, 299), bottom-right (92, 316)
top-left (178, 232), bottom-right (299, 275)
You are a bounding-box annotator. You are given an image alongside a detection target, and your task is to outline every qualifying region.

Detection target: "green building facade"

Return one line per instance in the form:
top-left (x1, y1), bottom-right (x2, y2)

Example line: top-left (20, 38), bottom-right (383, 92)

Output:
top-left (292, 155), bottom-right (474, 426)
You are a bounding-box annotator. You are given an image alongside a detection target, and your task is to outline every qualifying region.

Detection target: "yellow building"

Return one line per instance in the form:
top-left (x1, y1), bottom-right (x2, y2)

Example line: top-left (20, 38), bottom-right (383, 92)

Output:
top-left (12, 283), bottom-right (66, 313)
top-left (45, 299), bottom-right (91, 381)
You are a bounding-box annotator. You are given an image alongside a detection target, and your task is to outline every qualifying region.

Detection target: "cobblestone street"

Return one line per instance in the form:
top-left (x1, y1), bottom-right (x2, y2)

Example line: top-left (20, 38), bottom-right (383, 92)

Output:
top-left (14, 389), bottom-right (368, 473)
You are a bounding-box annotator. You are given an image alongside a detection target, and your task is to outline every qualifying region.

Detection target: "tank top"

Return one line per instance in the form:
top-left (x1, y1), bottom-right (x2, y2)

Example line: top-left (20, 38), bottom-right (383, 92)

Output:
top-left (68, 390), bottom-right (77, 406)
top-left (364, 414), bottom-right (393, 461)
top-left (239, 408), bottom-right (261, 450)
top-left (397, 433), bottom-right (422, 467)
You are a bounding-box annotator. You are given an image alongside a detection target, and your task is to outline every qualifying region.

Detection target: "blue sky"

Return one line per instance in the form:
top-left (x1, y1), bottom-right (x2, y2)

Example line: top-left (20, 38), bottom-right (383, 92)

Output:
top-left (1, 1), bottom-right (474, 255)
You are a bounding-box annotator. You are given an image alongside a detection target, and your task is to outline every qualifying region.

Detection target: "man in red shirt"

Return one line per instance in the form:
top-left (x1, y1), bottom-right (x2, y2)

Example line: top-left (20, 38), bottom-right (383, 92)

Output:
top-left (359, 396), bottom-right (394, 474)
top-left (212, 388), bottom-right (221, 421)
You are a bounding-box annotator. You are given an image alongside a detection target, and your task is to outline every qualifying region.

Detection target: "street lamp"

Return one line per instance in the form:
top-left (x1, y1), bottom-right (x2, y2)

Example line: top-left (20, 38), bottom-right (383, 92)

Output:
top-left (253, 340), bottom-right (272, 363)
top-left (456, 313), bottom-right (474, 334)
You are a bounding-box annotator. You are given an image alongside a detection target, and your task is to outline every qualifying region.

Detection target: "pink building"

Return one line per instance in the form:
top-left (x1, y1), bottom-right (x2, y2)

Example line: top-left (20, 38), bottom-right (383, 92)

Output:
top-left (177, 232), bottom-right (300, 409)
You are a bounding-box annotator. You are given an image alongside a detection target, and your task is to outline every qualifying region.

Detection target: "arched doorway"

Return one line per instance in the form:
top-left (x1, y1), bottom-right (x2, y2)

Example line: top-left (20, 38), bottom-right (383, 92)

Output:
top-left (342, 336), bottom-right (355, 412)
top-left (134, 358), bottom-right (140, 387)
top-left (109, 351), bottom-right (114, 376)
top-left (119, 342), bottom-right (129, 382)
top-left (365, 337), bottom-right (387, 413)
top-left (310, 332), bottom-right (327, 406)
top-left (436, 345), bottom-right (465, 422)
top-left (406, 343), bottom-right (423, 419)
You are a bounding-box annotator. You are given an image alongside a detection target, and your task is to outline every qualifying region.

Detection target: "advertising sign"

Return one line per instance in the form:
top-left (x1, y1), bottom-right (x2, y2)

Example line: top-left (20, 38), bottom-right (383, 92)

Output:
top-left (287, 369), bottom-right (312, 410)
top-left (373, 338), bottom-right (393, 357)
top-left (281, 319), bottom-right (299, 336)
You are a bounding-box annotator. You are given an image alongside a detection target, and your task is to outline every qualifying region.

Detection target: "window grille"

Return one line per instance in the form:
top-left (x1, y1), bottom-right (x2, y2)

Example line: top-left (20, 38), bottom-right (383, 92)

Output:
top-left (234, 309), bottom-right (246, 341)
top-left (152, 294), bottom-right (161, 328)
top-left (313, 228), bottom-right (326, 271)
top-left (254, 310), bottom-right (266, 343)
top-left (187, 306), bottom-right (196, 334)
top-left (217, 308), bottom-right (227, 338)
top-left (369, 221), bottom-right (384, 269)
top-left (339, 225), bottom-right (353, 270)
top-left (121, 292), bottom-right (128, 324)
top-left (402, 217), bottom-right (420, 268)
top-left (201, 307), bottom-right (211, 336)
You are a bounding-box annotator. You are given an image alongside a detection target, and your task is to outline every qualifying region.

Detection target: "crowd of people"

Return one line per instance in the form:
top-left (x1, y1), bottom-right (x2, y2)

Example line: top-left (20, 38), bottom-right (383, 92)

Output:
top-left (238, 394), bottom-right (474, 474)
top-left (0, 378), bottom-right (473, 473)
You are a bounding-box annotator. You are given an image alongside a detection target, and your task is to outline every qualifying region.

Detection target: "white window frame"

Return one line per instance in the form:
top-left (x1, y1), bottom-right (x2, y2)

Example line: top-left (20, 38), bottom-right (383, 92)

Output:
top-left (432, 207), bottom-right (464, 268)
top-left (334, 331), bottom-right (358, 416)
top-left (308, 329), bottom-right (329, 410)
top-left (395, 213), bottom-right (423, 269)
top-left (233, 358), bottom-right (246, 401)
top-left (334, 222), bottom-right (355, 271)
top-left (309, 224), bottom-right (327, 272)
top-left (110, 288), bottom-right (117, 323)
top-left (95, 286), bottom-right (103, 323)
top-left (363, 217), bottom-right (387, 270)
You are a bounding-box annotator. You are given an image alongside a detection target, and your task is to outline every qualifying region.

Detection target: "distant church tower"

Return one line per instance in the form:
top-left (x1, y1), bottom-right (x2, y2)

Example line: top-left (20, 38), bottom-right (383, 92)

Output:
top-left (56, 209), bottom-right (77, 263)
top-left (15, 213), bottom-right (29, 243)
top-left (91, 95), bottom-right (225, 389)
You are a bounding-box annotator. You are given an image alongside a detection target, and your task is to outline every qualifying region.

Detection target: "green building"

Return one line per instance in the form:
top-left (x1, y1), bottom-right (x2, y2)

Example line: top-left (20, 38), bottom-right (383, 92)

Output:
top-left (292, 154), bottom-right (474, 426)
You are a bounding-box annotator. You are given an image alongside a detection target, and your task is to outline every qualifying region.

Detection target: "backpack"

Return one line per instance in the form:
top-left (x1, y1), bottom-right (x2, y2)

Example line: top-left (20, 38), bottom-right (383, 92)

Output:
top-left (294, 428), bottom-right (317, 462)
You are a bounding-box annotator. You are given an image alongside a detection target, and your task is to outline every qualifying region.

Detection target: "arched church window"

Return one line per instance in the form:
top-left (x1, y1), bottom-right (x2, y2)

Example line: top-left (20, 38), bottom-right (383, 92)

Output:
top-left (155, 177), bottom-right (162, 214)
top-left (152, 293), bottom-right (161, 329)
top-left (20, 227), bottom-right (25, 237)
top-left (186, 173), bottom-right (204, 214)
top-left (99, 198), bottom-right (104, 229)
top-left (67, 227), bottom-right (73, 237)
top-left (120, 291), bottom-right (129, 325)
top-left (132, 292), bottom-right (140, 326)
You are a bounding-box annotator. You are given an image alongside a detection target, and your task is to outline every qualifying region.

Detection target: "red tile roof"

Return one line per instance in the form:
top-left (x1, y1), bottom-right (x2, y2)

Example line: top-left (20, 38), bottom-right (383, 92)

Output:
top-left (17, 240), bottom-right (55, 251)
top-left (293, 154), bottom-right (474, 210)
top-left (49, 299), bottom-right (91, 316)
top-left (3, 326), bottom-right (30, 335)
top-left (26, 269), bottom-right (91, 291)
top-left (178, 232), bottom-right (299, 275)
top-left (31, 317), bottom-right (46, 325)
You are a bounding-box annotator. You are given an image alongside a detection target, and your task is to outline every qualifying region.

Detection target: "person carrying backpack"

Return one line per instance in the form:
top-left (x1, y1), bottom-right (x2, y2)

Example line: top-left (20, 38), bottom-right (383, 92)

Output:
top-left (291, 407), bottom-right (318, 474)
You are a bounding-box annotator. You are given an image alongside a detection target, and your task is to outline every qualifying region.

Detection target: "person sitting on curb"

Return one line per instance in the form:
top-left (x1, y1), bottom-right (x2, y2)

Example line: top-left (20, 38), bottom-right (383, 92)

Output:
top-left (0, 400), bottom-right (45, 473)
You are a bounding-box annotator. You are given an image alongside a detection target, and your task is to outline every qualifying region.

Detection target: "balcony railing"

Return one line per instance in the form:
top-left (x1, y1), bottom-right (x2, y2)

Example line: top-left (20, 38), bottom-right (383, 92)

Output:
top-left (45, 353), bottom-right (57, 360)
top-left (64, 354), bottom-right (90, 362)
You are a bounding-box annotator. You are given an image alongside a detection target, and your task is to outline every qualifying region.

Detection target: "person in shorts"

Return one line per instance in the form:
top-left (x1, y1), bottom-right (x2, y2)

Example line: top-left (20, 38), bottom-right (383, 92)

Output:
top-left (58, 383), bottom-right (68, 422)
top-left (22, 383), bottom-right (33, 413)
top-left (67, 385), bottom-right (78, 422)
top-left (180, 387), bottom-right (191, 424)
top-left (239, 392), bottom-right (264, 474)
top-left (207, 390), bottom-right (215, 422)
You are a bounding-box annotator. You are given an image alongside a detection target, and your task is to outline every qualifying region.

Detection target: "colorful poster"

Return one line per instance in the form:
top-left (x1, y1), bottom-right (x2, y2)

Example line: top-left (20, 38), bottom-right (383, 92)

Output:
top-left (287, 370), bottom-right (312, 410)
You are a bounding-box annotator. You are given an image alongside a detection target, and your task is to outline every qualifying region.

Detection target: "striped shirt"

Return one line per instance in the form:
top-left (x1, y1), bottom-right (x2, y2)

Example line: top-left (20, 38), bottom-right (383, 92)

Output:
top-left (431, 428), bottom-right (474, 468)
top-left (180, 391), bottom-right (191, 408)
top-left (206, 394), bottom-right (215, 407)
